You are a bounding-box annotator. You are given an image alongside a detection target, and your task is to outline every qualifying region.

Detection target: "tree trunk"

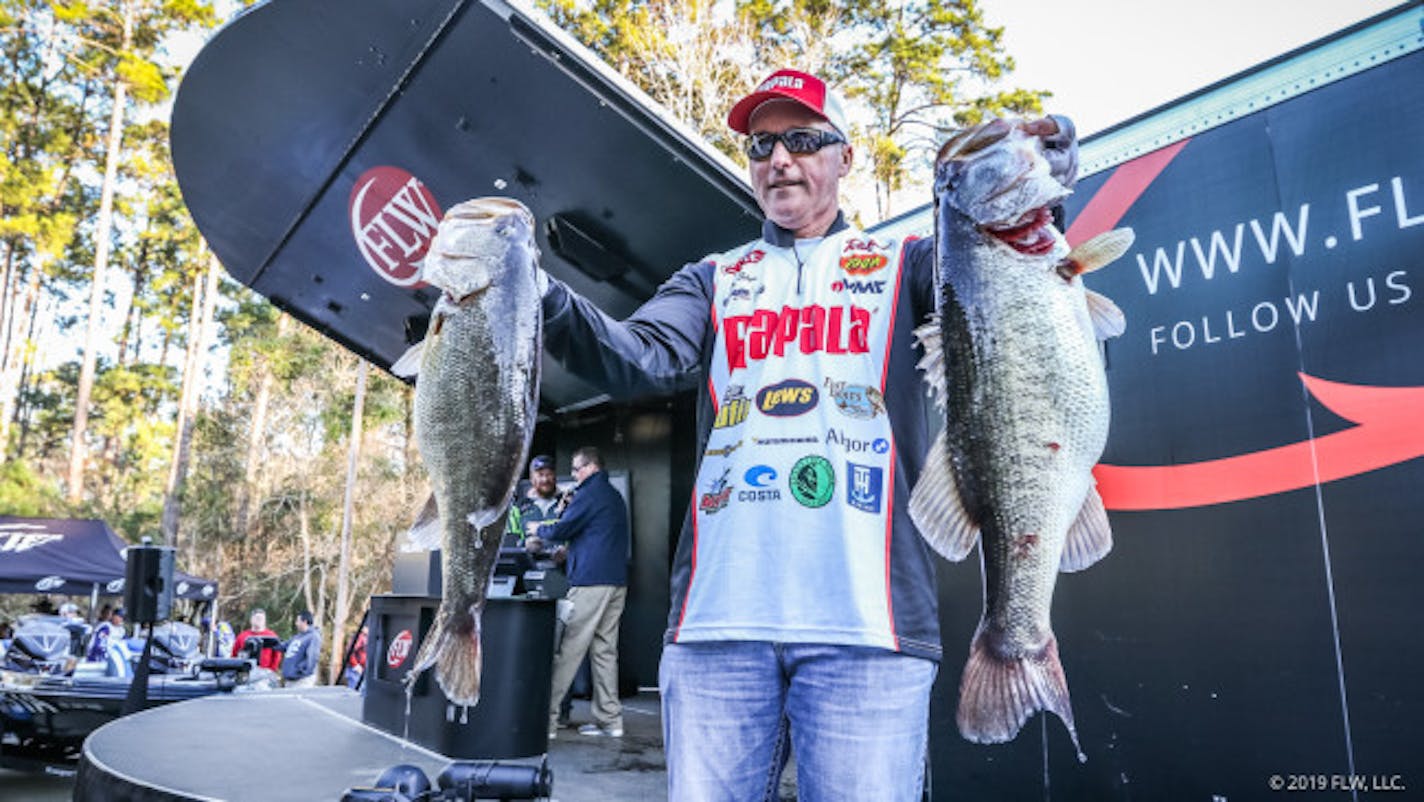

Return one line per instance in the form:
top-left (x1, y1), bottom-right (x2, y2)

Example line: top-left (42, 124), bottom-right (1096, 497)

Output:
top-left (235, 314), bottom-right (286, 537)
top-left (327, 360), bottom-right (367, 684)
top-left (66, 0), bottom-right (134, 502)
top-left (161, 257), bottom-right (218, 547)
top-left (299, 489), bottom-right (314, 614)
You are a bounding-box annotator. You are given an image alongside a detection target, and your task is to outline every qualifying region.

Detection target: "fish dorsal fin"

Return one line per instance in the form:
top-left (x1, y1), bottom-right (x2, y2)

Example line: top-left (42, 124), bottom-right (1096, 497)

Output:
top-left (1065, 227), bottom-right (1135, 275)
top-left (1059, 484), bottom-right (1113, 572)
top-left (405, 493), bottom-right (442, 551)
top-left (1085, 290), bottom-right (1126, 339)
top-left (391, 340), bottom-right (425, 378)
top-left (913, 317), bottom-right (948, 411)
top-left (909, 430), bottom-right (981, 561)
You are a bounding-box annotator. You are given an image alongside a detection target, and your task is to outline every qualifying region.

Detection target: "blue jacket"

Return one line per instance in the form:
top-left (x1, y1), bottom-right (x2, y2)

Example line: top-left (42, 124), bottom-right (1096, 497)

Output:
top-left (537, 470), bottom-right (629, 587)
top-left (280, 627), bottom-right (322, 680)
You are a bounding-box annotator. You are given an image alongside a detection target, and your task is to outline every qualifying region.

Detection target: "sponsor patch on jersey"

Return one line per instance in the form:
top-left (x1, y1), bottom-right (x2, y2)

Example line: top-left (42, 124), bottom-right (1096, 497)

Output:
top-left (755, 379), bottom-right (818, 417)
top-left (722, 249), bottom-right (765, 275)
top-left (744, 465), bottom-right (777, 487)
top-left (752, 435), bottom-right (819, 446)
top-left (826, 428), bottom-right (890, 455)
top-left (705, 439), bottom-right (743, 458)
top-left (825, 379), bottom-right (887, 419)
top-left (723, 305), bottom-right (870, 369)
top-left (846, 461), bottom-right (884, 514)
top-left (838, 252), bottom-right (888, 276)
top-left (699, 468), bottom-right (734, 514)
top-left (843, 237), bottom-right (890, 253)
top-left (831, 278), bottom-right (887, 295)
top-left (713, 385), bottom-right (751, 429)
top-left (789, 455), bottom-right (835, 508)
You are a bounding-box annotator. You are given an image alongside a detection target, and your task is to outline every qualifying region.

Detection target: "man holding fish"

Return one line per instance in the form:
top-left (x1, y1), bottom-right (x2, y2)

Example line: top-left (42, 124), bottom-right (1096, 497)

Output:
top-left (407, 67), bottom-right (1125, 800)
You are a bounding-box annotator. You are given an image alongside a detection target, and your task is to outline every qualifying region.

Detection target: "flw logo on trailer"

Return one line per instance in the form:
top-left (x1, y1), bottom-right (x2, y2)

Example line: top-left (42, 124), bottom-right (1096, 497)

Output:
top-left (349, 166), bottom-right (443, 287)
top-left (386, 629), bottom-right (414, 669)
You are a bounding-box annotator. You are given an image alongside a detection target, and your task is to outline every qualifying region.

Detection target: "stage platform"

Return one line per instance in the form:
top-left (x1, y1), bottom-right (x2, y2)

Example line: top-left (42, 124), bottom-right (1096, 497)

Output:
top-left (71, 687), bottom-right (669, 801)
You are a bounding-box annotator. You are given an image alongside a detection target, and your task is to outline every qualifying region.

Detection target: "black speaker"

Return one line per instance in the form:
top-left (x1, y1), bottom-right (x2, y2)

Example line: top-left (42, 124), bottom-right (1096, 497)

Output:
top-left (124, 544), bottom-right (175, 623)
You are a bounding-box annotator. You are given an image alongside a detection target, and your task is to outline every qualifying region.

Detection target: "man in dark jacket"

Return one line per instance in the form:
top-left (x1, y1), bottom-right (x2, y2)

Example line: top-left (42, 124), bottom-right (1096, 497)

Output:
top-left (280, 610), bottom-right (322, 688)
top-left (525, 446), bottom-right (629, 738)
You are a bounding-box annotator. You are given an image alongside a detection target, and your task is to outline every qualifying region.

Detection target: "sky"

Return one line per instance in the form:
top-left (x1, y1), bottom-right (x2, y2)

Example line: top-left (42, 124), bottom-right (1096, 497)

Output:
top-left (977, 0), bottom-right (1405, 135)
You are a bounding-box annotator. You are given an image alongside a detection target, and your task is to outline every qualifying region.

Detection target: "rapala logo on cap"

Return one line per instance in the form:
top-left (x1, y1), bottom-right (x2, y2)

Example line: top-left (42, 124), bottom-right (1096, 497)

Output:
top-left (349, 166), bottom-right (442, 287)
top-left (756, 379), bottom-right (819, 417)
top-left (387, 629), bottom-right (414, 669)
top-left (759, 75), bottom-right (805, 92)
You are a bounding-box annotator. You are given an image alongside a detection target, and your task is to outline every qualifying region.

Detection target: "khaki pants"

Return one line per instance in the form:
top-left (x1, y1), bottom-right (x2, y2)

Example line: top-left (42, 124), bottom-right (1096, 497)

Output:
top-left (548, 585), bottom-right (626, 730)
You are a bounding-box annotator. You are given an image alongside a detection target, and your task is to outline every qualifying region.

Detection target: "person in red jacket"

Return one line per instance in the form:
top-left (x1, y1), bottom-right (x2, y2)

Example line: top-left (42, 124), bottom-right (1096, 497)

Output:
top-left (231, 608), bottom-right (282, 671)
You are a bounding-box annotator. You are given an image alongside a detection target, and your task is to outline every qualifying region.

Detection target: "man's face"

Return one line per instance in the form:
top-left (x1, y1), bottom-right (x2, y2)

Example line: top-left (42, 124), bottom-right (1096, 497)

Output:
top-left (747, 100), bottom-right (851, 238)
top-left (252, 613), bottom-right (265, 630)
top-left (296, 618), bottom-right (308, 632)
top-left (531, 467), bottom-right (557, 497)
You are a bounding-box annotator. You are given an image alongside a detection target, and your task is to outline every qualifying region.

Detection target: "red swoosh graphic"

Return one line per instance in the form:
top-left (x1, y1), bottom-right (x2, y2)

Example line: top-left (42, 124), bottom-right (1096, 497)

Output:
top-left (1095, 374), bottom-right (1424, 511)
top-left (1065, 139), bottom-right (1190, 246)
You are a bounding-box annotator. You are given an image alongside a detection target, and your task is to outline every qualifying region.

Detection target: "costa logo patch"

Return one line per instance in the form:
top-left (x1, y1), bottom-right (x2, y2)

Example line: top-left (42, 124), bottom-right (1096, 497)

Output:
top-left (756, 379), bottom-right (819, 417)
top-left (825, 379), bottom-right (887, 419)
top-left (846, 461), bottom-right (884, 514)
top-left (744, 465), bottom-right (777, 487)
top-left (722, 249), bottom-right (765, 275)
top-left (349, 166), bottom-right (442, 287)
top-left (387, 630), bottom-right (414, 669)
top-left (714, 385), bottom-right (751, 429)
top-left (789, 455), bottom-right (835, 508)
top-left (839, 252), bottom-right (888, 276)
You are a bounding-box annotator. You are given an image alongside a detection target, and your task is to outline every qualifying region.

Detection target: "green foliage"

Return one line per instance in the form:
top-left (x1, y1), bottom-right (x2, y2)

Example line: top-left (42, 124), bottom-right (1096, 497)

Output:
top-left (0, 459), bottom-right (65, 516)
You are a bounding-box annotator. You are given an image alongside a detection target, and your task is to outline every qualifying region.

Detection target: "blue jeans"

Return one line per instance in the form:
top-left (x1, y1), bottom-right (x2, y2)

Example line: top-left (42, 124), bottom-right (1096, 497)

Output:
top-left (659, 641), bottom-right (936, 802)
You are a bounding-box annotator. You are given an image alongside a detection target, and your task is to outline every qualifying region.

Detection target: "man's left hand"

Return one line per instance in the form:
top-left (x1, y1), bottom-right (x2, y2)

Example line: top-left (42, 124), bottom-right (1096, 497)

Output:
top-left (1021, 115), bottom-right (1078, 189)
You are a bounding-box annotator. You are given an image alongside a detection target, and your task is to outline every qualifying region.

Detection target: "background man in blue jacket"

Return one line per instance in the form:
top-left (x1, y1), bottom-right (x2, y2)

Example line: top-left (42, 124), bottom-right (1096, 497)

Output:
top-left (525, 446), bottom-right (630, 738)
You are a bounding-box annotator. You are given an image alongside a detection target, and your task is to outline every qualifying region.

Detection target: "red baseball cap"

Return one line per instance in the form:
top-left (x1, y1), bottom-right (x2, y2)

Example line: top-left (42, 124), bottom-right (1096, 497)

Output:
top-left (727, 69), bottom-right (849, 137)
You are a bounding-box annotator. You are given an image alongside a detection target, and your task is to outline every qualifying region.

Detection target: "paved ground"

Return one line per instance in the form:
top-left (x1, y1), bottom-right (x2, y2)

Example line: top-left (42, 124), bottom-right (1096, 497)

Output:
top-left (0, 693), bottom-right (672, 802)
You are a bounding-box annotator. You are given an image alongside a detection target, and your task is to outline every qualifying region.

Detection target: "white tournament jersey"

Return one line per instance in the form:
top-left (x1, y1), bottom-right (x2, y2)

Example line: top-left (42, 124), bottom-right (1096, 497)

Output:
top-left (673, 228), bottom-right (913, 650)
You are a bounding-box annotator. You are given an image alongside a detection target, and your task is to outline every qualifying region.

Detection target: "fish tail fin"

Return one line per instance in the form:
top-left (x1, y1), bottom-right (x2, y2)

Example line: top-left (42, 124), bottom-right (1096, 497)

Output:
top-left (391, 339), bottom-right (426, 378)
top-left (404, 494), bottom-right (442, 551)
top-left (407, 602), bottom-right (484, 707)
top-left (957, 624), bottom-right (1085, 762)
top-left (909, 430), bottom-right (980, 561)
top-left (1060, 484), bottom-right (1113, 572)
top-left (1085, 289), bottom-right (1126, 339)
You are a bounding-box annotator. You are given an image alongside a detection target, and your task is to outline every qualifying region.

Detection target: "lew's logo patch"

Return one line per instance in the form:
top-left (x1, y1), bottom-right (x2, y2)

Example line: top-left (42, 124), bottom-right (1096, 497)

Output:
top-left (839, 252), bottom-right (888, 276)
top-left (756, 379), bottom-right (818, 417)
top-left (387, 630), bottom-right (414, 669)
top-left (349, 166), bottom-right (443, 287)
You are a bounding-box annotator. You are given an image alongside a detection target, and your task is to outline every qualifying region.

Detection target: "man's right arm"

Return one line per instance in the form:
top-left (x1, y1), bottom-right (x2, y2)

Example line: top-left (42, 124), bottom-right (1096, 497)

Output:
top-left (540, 261), bottom-right (715, 399)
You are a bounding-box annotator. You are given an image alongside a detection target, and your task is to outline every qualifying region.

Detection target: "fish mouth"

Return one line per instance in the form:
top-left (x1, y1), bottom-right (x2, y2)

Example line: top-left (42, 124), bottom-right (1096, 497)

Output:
top-left (981, 206), bottom-right (1056, 256)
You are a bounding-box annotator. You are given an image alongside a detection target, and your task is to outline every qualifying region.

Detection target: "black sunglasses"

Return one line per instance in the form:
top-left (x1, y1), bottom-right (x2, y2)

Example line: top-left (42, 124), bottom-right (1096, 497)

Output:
top-left (745, 127), bottom-right (845, 161)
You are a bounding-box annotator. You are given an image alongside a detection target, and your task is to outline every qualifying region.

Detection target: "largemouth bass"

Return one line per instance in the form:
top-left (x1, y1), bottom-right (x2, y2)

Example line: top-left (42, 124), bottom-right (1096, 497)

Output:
top-left (392, 197), bottom-right (542, 707)
top-left (910, 120), bottom-right (1133, 758)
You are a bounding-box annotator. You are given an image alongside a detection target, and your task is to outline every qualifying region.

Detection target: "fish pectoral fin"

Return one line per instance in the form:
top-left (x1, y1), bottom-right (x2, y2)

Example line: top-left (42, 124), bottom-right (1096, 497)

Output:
top-left (391, 339), bottom-right (426, 378)
top-left (957, 625), bottom-right (1084, 762)
top-left (1060, 484), bottom-right (1113, 572)
top-left (910, 431), bottom-right (980, 561)
top-left (1085, 289), bottom-right (1126, 339)
top-left (404, 494), bottom-right (442, 552)
top-left (1064, 227), bottom-right (1135, 275)
top-left (913, 316), bottom-right (948, 411)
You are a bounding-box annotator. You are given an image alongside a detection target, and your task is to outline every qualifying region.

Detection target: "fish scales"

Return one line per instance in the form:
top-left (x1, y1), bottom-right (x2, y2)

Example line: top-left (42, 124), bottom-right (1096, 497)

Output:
top-left (395, 197), bottom-right (542, 708)
top-left (912, 120), bottom-right (1131, 759)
